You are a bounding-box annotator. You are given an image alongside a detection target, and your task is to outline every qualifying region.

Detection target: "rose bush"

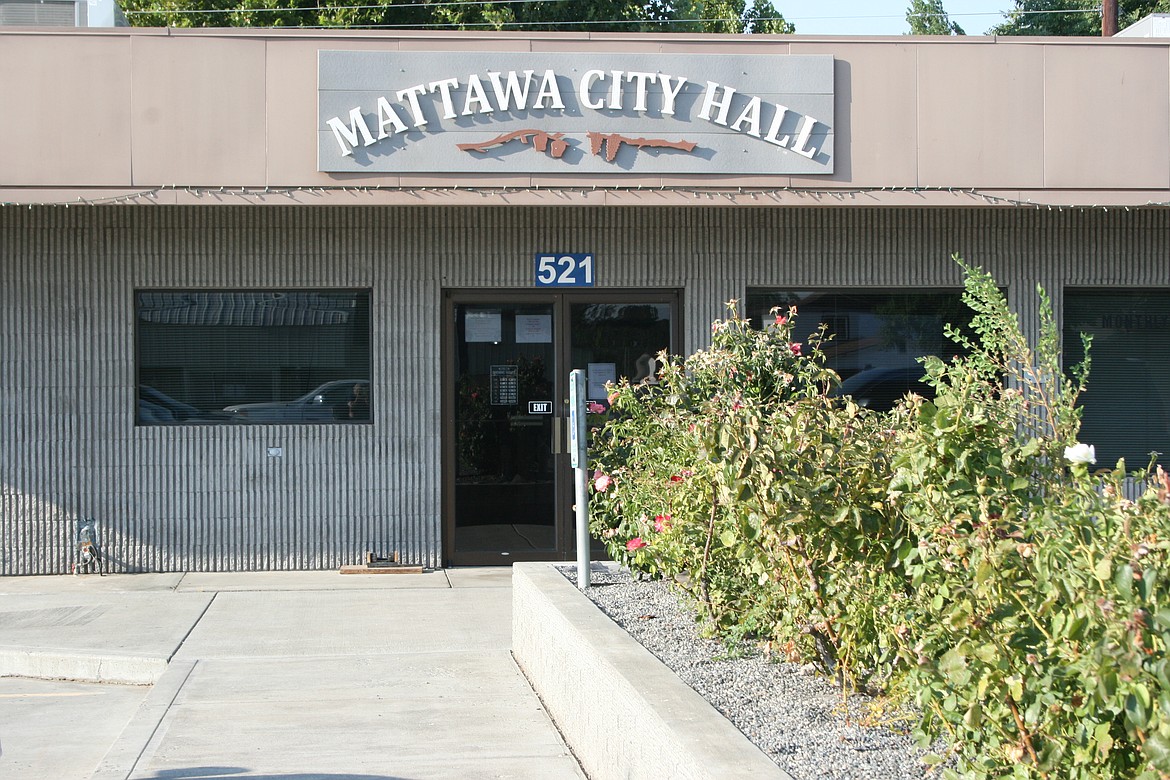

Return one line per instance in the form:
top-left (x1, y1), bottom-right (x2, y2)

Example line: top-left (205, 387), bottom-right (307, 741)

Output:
top-left (587, 258), bottom-right (1170, 779)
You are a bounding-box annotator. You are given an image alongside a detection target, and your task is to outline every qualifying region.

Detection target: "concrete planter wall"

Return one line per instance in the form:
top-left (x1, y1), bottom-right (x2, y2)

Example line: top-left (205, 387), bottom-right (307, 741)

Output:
top-left (512, 562), bottom-right (791, 780)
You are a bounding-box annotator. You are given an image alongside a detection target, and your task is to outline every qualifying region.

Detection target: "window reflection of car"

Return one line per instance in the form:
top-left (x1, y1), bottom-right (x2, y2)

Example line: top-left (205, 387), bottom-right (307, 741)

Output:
top-left (833, 366), bottom-right (933, 412)
top-left (222, 380), bottom-right (370, 423)
top-left (139, 385), bottom-right (230, 424)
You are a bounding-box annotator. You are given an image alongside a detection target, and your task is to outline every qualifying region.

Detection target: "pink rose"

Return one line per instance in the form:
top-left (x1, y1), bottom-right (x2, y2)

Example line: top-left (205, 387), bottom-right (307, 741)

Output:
top-left (593, 471), bottom-right (613, 492)
top-left (775, 315), bottom-right (788, 326)
top-left (670, 474), bottom-right (684, 483)
top-left (653, 514), bottom-right (672, 533)
top-left (626, 537), bottom-right (647, 551)
top-left (790, 342), bottom-right (802, 356)
top-left (587, 401), bottom-right (607, 414)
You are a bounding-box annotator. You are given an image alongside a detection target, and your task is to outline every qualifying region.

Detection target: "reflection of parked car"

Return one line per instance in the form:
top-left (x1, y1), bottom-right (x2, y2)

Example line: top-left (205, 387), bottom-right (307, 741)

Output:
top-left (223, 380), bottom-right (369, 423)
top-left (833, 366), bottom-right (933, 412)
top-left (139, 385), bottom-right (230, 424)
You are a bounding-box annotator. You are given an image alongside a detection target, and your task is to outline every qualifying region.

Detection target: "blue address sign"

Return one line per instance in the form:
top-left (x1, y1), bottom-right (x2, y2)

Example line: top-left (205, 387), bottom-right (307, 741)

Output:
top-left (535, 253), bottom-right (594, 287)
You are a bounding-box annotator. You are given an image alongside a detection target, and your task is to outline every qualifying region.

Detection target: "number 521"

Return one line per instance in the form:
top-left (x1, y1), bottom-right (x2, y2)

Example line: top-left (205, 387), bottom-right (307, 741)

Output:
top-left (534, 254), bottom-right (594, 287)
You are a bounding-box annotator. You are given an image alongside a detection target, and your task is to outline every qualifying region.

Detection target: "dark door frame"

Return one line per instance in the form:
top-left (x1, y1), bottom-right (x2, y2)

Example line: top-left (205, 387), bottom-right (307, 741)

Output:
top-left (441, 288), bottom-right (683, 567)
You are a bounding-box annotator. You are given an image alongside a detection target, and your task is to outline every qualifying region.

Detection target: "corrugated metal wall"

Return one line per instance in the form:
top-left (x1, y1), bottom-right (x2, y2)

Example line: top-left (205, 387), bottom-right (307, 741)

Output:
top-left (1, 205), bottom-right (1166, 574)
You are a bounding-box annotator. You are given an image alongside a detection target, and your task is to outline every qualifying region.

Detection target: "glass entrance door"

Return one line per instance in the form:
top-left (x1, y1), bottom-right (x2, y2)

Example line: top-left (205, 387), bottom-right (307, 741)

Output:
top-left (443, 291), bottom-right (678, 565)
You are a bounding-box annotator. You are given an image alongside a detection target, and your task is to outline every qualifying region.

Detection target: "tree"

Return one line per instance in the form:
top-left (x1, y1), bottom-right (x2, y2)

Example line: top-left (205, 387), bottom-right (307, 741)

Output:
top-left (119, 0), bottom-right (793, 32)
top-left (989, 0), bottom-right (1170, 36)
top-left (906, 0), bottom-right (965, 35)
top-left (743, 0), bottom-right (796, 33)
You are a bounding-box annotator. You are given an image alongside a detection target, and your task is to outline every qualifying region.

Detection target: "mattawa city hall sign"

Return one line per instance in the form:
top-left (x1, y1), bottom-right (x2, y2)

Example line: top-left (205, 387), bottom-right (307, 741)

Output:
top-left (318, 51), bottom-right (834, 175)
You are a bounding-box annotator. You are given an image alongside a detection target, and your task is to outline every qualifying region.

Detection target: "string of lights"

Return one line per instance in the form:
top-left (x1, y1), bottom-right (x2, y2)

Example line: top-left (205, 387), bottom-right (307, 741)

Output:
top-left (4, 183), bottom-right (1168, 211)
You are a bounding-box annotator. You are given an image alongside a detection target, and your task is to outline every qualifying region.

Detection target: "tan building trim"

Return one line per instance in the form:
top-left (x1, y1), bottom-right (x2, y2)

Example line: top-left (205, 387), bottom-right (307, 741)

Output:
top-left (2, 29), bottom-right (1168, 206)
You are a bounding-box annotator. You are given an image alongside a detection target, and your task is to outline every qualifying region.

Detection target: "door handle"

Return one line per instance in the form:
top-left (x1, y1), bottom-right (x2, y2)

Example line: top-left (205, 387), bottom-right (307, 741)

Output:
top-left (552, 415), bottom-right (562, 454)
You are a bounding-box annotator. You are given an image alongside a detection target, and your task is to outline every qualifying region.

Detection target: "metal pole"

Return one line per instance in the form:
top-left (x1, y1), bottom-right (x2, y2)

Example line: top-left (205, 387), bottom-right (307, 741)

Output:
top-left (575, 452), bottom-right (590, 589)
top-left (569, 369), bottom-right (590, 589)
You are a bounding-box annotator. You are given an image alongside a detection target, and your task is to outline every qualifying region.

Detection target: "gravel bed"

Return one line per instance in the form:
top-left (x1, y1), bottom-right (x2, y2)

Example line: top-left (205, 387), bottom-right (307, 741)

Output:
top-left (561, 564), bottom-right (938, 780)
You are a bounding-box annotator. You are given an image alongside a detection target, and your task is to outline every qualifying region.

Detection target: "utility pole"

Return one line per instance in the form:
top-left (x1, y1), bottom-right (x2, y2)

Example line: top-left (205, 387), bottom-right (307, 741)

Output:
top-left (1102, 0), bottom-right (1118, 36)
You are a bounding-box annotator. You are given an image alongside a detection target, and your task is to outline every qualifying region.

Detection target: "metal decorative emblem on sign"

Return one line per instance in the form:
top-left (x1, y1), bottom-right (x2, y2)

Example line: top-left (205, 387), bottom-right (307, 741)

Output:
top-left (535, 254), bottom-right (594, 287)
top-left (318, 52), bottom-right (834, 175)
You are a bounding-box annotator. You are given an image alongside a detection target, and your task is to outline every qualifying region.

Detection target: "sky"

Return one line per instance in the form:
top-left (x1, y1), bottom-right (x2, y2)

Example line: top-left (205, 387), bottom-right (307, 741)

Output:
top-left (777, 1), bottom-right (1012, 36)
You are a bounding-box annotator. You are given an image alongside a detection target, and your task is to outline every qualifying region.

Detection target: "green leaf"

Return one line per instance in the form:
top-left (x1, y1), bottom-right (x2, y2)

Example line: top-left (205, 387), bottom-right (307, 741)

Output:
top-left (1135, 683), bottom-right (1152, 712)
top-left (1099, 671), bottom-right (1118, 700)
top-left (1145, 730), bottom-right (1170, 771)
top-left (1115, 564), bottom-right (1134, 594)
top-left (1127, 691), bottom-right (1149, 727)
top-left (963, 701), bottom-right (983, 729)
top-left (1095, 722), bottom-right (1115, 758)
top-left (1141, 567), bottom-right (1158, 601)
top-left (974, 644), bottom-right (997, 663)
top-left (1024, 699), bottom-right (1043, 726)
top-left (939, 648), bottom-right (971, 687)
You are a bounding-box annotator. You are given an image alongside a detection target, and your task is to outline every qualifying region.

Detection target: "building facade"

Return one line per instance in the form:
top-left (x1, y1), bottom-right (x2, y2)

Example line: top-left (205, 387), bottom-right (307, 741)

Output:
top-left (2, 28), bottom-right (1168, 573)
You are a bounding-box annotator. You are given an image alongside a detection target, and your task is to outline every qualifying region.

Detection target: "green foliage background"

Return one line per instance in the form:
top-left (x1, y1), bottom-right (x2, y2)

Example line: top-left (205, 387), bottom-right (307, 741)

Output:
top-left (589, 258), bottom-right (1170, 778)
top-left (907, 0), bottom-right (965, 35)
top-left (120, 0), bottom-right (792, 32)
top-left (118, 0), bottom-right (1170, 38)
top-left (990, 0), bottom-right (1170, 36)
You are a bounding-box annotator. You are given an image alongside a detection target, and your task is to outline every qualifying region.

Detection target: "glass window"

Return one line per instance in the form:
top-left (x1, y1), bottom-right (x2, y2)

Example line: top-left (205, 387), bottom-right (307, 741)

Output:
top-left (1063, 290), bottom-right (1170, 467)
top-left (745, 289), bottom-right (970, 411)
top-left (570, 302), bottom-right (673, 395)
top-left (135, 290), bottom-right (371, 425)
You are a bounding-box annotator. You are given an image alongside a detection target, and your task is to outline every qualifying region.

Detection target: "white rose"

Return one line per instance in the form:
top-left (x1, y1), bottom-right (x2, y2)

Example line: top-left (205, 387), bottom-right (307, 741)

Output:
top-left (1064, 443), bottom-right (1096, 465)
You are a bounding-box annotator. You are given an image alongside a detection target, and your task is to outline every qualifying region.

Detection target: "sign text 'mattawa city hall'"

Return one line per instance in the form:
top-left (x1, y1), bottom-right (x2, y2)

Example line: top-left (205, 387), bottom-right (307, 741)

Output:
top-left (318, 52), bottom-right (834, 175)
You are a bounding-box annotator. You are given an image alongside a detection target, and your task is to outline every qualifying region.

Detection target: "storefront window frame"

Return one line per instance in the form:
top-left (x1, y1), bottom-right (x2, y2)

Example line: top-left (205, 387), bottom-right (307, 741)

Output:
top-left (133, 287), bottom-right (373, 427)
top-left (744, 286), bottom-right (974, 412)
top-left (1061, 286), bottom-right (1170, 469)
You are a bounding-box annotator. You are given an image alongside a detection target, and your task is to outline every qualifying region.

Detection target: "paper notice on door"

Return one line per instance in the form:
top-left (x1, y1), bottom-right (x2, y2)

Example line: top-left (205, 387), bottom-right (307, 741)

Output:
top-left (465, 310), bottom-right (502, 343)
top-left (490, 364), bottom-right (519, 406)
top-left (515, 314), bottom-right (552, 343)
top-left (587, 363), bottom-right (616, 400)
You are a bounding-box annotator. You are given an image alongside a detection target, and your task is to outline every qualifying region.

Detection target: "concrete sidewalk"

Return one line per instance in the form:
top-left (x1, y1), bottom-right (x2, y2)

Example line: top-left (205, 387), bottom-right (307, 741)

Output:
top-left (0, 569), bottom-right (586, 780)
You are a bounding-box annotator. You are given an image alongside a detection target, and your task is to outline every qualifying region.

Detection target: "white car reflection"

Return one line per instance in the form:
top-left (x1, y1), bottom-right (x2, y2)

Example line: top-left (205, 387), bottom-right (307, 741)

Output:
top-left (833, 366), bottom-right (933, 412)
top-left (139, 385), bottom-right (231, 424)
top-left (223, 380), bottom-right (369, 423)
